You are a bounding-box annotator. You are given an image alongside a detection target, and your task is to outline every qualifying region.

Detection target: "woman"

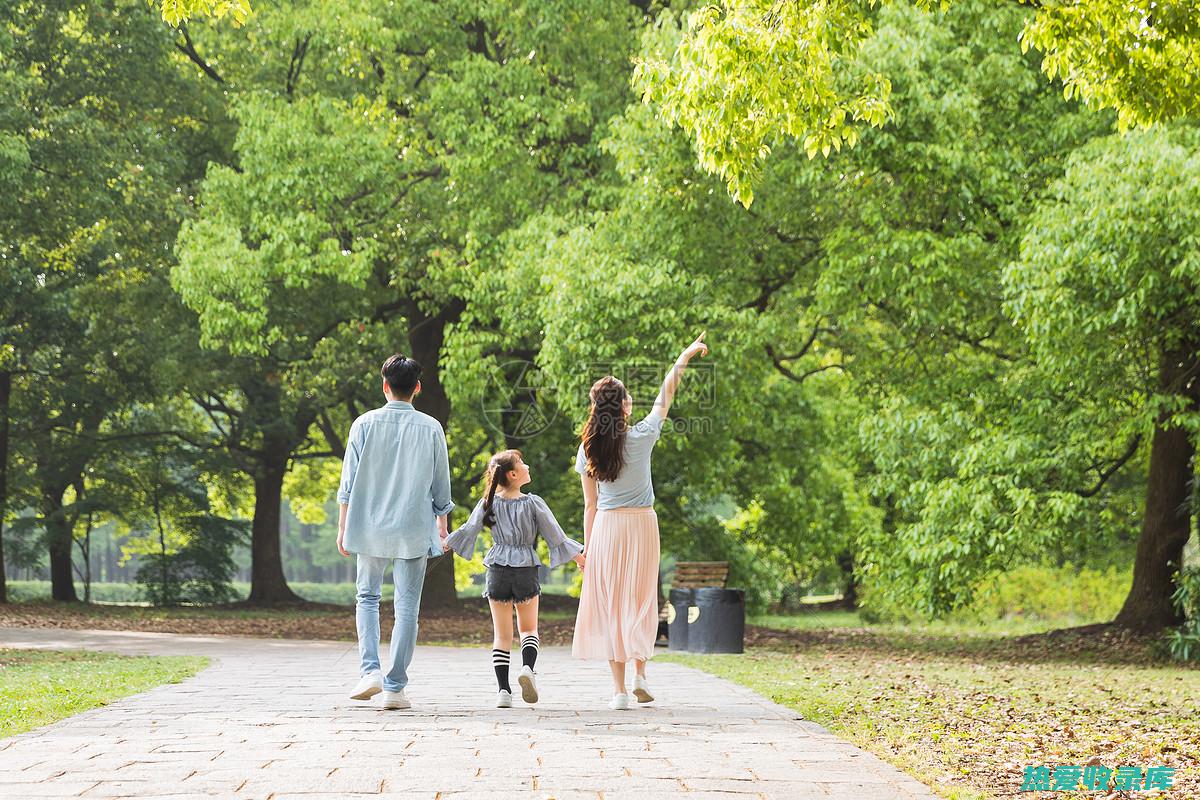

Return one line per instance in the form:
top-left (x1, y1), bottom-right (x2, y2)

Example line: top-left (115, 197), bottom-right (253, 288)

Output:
top-left (571, 332), bottom-right (710, 710)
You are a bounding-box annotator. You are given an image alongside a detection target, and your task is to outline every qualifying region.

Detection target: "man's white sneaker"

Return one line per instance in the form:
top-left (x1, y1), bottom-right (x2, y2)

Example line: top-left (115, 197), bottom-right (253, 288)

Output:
top-left (632, 675), bottom-right (654, 703)
top-left (609, 692), bottom-right (630, 711)
top-left (381, 689), bottom-right (410, 710)
top-left (517, 665), bottom-right (539, 704)
top-left (496, 689), bottom-right (513, 708)
top-left (350, 671), bottom-right (383, 701)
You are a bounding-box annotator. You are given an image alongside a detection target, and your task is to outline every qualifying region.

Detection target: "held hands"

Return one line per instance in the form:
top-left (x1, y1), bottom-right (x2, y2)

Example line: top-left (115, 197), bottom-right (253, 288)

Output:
top-left (681, 331), bottom-right (709, 362)
top-left (437, 515), bottom-right (450, 554)
top-left (574, 553), bottom-right (586, 571)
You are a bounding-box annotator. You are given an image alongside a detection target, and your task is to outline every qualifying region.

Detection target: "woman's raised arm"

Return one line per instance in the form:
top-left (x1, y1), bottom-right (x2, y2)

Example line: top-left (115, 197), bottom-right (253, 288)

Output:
top-left (652, 331), bottom-right (709, 419)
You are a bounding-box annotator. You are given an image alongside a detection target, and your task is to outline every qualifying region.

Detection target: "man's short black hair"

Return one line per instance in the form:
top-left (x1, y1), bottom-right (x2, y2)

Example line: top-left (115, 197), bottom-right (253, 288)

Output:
top-left (381, 354), bottom-right (421, 398)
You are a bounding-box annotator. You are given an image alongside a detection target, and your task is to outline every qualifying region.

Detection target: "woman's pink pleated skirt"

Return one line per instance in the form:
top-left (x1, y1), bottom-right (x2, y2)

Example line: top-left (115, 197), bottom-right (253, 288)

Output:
top-left (572, 507), bottom-right (660, 663)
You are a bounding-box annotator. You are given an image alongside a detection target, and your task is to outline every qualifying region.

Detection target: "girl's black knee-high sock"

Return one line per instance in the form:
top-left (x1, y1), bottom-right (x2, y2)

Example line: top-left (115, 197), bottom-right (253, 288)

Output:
top-left (492, 649), bottom-right (511, 692)
top-left (521, 634), bottom-right (540, 670)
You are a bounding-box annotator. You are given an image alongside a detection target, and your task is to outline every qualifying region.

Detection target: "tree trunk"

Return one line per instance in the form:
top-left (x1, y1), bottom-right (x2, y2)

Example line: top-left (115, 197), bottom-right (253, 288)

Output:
top-left (420, 553), bottom-right (458, 610)
top-left (44, 491), bottom-right (78, 602)
top-left (1114, 348), bottom-right (1199, 632)
top-left (407, 304), bottom-right (457, 429)
top-left (836, 550), bottom-right (859, 610)
top-left (0, 370), bottom-right (9, 604)
top-left (407, 302), bottom-right (463, 609)
top-left (246, 444), bottom-right (301, 604)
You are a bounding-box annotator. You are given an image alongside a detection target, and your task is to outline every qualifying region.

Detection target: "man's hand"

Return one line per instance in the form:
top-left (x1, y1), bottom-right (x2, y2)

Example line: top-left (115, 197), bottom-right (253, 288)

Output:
top-left (337, 503), bottom-right (350, 557)
top-left (438, 516), bottom-right (450, 554)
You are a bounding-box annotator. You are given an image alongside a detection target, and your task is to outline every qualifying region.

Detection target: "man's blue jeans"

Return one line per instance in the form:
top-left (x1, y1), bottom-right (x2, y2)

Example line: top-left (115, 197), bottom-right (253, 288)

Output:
top-left (356, 554), bottom-right (427, 692)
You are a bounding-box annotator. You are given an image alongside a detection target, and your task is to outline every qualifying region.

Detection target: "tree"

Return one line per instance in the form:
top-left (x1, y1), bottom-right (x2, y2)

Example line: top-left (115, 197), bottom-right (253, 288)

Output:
top-left (476, 26), bottom-right (875, 608)
top-left (800, 2), bottom-right (1135, 619)
top-left (1008, 126), bottom-right (1200, 631)
top-left (634, 0), bottom-right (1200, 205)
top-left (0, 0), bottom-right (219, 601)
top-left (175, 0), bottom-right (647, 604)
top-left (545, 1), bottom-right (1145, 620)
top-left (100, 436), bottom-right (245, 606)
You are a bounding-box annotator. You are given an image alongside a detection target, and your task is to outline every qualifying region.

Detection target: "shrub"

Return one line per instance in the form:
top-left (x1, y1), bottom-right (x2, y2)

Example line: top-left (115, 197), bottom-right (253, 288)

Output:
top-left (860, 563), bottom-right (1131, 625)
top-left (1163, 567), bottom-right (1200, 663)
top-left (136, 516), bottom-right (245, 606)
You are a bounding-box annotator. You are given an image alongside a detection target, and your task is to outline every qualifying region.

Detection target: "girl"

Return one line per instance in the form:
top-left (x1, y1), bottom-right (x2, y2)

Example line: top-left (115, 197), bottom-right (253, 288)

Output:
top-left (444, 449), bottom-right (585, 708)
top-left (571, 332), bottom-right (709, 710)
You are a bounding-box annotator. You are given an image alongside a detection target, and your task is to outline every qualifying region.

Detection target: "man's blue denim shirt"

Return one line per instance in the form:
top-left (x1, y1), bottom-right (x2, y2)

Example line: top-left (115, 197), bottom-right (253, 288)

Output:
top-left (337, 400), bottom-right (455, 559)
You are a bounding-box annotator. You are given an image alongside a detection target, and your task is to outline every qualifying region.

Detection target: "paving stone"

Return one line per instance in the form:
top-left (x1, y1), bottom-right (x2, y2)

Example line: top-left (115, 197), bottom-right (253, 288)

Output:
top-left (0, 627), bottom-right (939, 800)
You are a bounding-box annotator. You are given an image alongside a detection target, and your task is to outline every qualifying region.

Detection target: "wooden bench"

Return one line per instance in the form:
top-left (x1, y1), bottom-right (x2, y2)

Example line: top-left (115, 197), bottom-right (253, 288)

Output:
top-left (657, 562), bottom-right (730, 642)
top-left (672, 561), bottom-right (731, 588)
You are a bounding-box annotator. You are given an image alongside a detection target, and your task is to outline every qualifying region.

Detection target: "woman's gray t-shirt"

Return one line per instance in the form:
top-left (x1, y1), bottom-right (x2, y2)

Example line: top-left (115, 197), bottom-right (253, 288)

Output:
top-left (575, 410), bottom-right (666, 509)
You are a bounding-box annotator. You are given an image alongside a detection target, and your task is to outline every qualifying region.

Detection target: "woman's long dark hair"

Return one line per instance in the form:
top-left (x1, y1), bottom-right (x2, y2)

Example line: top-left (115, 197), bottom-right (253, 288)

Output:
top-left (581, 376), bottom-right (629, 483)
top-left (482, 449), bottom-right (522, 527)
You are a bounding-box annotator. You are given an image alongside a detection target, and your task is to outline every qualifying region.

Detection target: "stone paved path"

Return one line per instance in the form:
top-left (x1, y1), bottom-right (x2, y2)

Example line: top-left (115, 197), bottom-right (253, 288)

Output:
top-left (0, 628), bottom-right (938, 799)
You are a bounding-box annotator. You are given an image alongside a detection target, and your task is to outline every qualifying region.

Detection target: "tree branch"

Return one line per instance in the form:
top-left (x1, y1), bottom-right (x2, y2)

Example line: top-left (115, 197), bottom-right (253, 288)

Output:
top-left (175, 27), bottom-right (225, 85)
top-left (285, 33), bottom-right (313, 98)
top-left (1074, 434), bottom-right (1142, 498)
top-left (316, 411), bottom-right (346, 459)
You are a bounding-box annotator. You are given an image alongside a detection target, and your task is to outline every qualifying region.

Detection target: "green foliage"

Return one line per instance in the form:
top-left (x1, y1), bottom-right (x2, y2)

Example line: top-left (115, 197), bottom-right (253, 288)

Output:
top-left (637, 0), bottom-right (1200, 205)
top-left (152, 0), bottom-right (250, 27)
top-left (632, 2), bottom-right (891, 207)
top-left (0, 0), bottom-right (230, 601)
top-left (1008, 125), bottom-right (1200, 412)
top-left (135, 515), bottom-right (245, 606)
top-left (8, 0), bottom-right (1191, 631)
top-left (1020, 1), bottom-right (1200, 129)
top-left (959, 565), bottom-right (1129, 625)
top-left (4, 581), bottom-right (143, 604)
top-left (1163, 567), bottom-right (1200, 662)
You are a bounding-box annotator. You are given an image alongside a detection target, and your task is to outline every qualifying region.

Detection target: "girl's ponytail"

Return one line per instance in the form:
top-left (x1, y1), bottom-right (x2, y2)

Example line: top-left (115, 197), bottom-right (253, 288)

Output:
top-left (481, 449), bottom-right (522, 527)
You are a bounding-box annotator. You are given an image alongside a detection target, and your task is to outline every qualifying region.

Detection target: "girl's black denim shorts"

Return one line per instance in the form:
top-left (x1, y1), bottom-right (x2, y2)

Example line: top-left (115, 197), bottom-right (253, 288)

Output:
top-left (483, 564), bottom-right (541, 604)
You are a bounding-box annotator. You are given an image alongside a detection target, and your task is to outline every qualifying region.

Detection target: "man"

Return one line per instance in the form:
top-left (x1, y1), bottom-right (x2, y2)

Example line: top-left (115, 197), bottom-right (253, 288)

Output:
top-left (337, 354), bottom-right (455, 710)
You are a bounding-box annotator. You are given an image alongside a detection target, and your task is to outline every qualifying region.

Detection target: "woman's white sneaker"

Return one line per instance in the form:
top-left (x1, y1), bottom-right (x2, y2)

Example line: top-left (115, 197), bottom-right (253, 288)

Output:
top-left (496, 689), bottom-right (513, 708)
top-left (609, 692), bottom-right (630, 711)
top-left (633, 675), bottom-right (654, 703)
top-left (350, 671), bottom-right (383, 700)
top-left (517, 665), bottom-right (539, 704)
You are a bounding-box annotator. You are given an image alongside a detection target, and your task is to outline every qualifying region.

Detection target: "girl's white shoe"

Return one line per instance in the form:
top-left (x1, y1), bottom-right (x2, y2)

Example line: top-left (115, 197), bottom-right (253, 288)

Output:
top-left (609, 692), bottom-right (630, 711)
top-left (633, 675), bottom-right (654, 703)
top-left (496, 689), bottom-right (513, 708)
top-left (517, 665), bottom-right (539, 704)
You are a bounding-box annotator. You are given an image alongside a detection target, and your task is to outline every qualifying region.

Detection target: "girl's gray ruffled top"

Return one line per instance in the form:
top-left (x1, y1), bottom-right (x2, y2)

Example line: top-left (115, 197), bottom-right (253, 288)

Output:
top-left (445, 493), bottom-right (583, 568)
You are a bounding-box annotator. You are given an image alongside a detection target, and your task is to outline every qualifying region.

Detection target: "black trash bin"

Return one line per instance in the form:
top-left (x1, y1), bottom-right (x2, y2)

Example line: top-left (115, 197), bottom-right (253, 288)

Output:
top-left (686, 587), bottom-right (745, 654)
top-left (667, 588), bottom-right (693, 652)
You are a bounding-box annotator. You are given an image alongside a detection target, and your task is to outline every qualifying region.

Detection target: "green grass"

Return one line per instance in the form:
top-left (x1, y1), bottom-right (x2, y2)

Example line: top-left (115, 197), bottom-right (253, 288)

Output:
top-left (0, 649), bottom-right (208, 739)
top-left (663, 638), bottom-right (1199, 800)
top-left (748, 609), bottom-right (862, 629)
top-left (746, 609), bottom-right (1119, 638)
